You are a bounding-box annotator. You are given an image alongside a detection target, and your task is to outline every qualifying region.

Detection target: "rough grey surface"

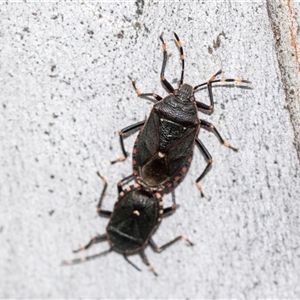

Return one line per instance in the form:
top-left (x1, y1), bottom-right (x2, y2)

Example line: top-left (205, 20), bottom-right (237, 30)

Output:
top-left (267, 0), bottom-right (300, 161)
top-left (1, 1), bottom-right (300, 299)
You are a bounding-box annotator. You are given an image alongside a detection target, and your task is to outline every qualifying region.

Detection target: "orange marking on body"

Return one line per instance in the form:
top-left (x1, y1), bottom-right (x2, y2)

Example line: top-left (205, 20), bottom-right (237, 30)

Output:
top-left (182, 167), bottom-right (187, 173)
top-left (174, 176), bottom-right (180, 181)
top-left (158, 152), bottom-right (165, 158)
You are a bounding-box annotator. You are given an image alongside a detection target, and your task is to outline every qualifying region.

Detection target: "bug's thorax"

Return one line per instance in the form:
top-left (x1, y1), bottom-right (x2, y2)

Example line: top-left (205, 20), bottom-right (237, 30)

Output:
top-left (153, 84), bottom-right (199, 127)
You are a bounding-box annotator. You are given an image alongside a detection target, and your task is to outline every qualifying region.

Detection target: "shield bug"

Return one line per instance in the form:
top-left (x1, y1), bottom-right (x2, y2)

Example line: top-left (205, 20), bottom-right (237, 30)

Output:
top-left (111, 32), bottom-right (251, 196)
top-left (62, 172), bottom-right (193, 276)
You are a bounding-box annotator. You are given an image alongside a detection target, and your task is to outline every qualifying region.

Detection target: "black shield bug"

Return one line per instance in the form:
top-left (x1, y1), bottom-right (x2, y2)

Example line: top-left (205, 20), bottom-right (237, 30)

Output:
top-left (111, 32), bottom-right (251, 196)
top-left (62, 172), bottom-right (193, 276)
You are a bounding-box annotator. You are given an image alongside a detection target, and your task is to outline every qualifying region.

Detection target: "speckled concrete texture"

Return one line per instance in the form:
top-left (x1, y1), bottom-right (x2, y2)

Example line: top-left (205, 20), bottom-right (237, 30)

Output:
top-left (1, 1), bottom-right (300, 299)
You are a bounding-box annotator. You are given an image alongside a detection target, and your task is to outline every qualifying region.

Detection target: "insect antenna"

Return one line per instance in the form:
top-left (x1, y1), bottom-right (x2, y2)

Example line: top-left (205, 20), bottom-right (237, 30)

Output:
top-left (123, 255), bottom-right (142, 272)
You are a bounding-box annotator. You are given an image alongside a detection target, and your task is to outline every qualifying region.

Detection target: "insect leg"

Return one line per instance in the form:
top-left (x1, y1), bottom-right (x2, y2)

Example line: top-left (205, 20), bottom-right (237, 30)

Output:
top-left (200, 119), bottom-right (239, 151)
top-left (194, 70), bottom-right (251, 113)
top-left (123, 255), bottom-right (142, 272)
top-left (195, 138), bottom-right (213, 197)
top-left (96, 171), bottom-right (112, 218)
top-left (159, 33), bottom-right (175, 93)
top-left (61, 245), bottom-right (112, 266)
top-left (162, 190), bottom-right (179, 217)
top-left (110, 120), bottom-right (145, 164)
top-left (149, 235), bottom-right (194, 253)
top-left (130, 78), bottom-right (163, 101)
top-left (194, 69), bottom-right (223, 113)
top-left (117, 174), bottom-right (136, 192)
top-left (72, 234), bottom-right (108, 253)
top-left (139, 250), bottom-right (158, 276)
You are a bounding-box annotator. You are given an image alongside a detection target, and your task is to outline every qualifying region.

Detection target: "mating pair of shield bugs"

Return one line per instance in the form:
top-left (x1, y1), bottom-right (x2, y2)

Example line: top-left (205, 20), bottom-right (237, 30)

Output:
top-left (111, 32), bottom-right (250, 196)
top-left (63, 32), bottom-right (250, 275)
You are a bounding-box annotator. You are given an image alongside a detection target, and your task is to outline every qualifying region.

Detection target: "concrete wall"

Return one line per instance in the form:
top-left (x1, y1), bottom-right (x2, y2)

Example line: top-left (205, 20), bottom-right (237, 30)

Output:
top-left (1, 1), bottom-right (300, 298)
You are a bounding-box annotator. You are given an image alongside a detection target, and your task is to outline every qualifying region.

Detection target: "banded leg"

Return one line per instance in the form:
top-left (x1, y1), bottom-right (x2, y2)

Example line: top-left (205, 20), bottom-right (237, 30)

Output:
top-left (96, 171), bottom-right (112, 217)
top-left (200, 119), bottom-right (239, 151)
top-left (61, 234), bottom-right (111, 266)
top-left (138, 235), bottom-right (193, 276)
top-left (139, 249), bottom-right (158, 276)
top-left (162, 190), bottom-right (179, 216)
top-left (149, 235), bottom-right (194, 253)
top-left (117, 173), bottom-right (136, 192)
top-left (195, 138), bottom-right (213, 197)
top-left (110, 120), bottom-right (145, 164)
top-left (72, 234), bottom-right (108, 254)
top-left (131, 79), bottom-right (163, 101)
top-left (194, 69), bottom-right (251, 113)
